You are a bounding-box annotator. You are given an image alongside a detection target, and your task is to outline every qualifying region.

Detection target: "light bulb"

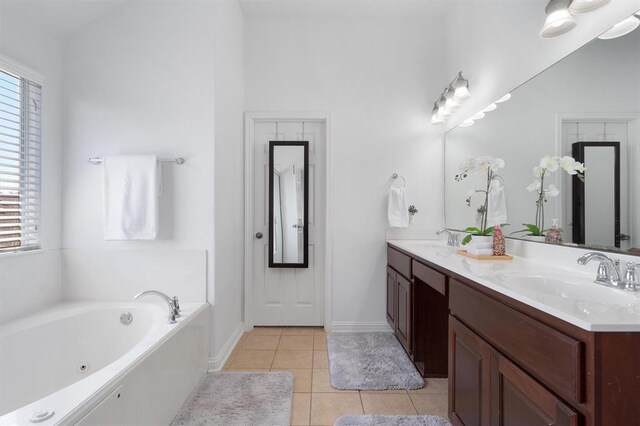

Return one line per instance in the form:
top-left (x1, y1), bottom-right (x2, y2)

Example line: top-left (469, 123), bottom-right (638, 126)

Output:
top-left (568, 0), bottom-right (610, 14)
top-left (540, 0), bottom-right (576, 38)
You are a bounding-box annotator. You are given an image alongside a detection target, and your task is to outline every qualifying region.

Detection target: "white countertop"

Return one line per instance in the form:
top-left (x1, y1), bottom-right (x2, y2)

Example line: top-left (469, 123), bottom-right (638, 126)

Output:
top-left (388, 239), bottom-right (640, 332)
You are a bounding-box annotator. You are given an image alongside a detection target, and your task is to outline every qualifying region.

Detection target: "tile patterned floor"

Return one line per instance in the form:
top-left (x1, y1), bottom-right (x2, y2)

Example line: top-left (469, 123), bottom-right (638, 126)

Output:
top-left (223, 327), bottom-right (449, 426)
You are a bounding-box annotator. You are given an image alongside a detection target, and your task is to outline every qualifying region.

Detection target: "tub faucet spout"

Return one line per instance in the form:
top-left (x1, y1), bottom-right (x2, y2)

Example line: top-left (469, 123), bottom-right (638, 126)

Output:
top-left (134, 290), bottom-right (181, 324)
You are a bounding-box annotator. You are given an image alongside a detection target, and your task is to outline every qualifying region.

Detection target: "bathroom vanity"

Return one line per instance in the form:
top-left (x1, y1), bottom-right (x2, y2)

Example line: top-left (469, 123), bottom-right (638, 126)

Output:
top-left (386, 240), bottom-right (640, 426)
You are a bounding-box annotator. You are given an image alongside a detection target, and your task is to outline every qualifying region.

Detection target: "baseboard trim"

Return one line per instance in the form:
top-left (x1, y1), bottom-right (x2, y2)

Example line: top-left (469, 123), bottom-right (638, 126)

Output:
top-left (208, 321), bottom-right (244, 372)
top-left (330, 321), bottom-right (393, 332)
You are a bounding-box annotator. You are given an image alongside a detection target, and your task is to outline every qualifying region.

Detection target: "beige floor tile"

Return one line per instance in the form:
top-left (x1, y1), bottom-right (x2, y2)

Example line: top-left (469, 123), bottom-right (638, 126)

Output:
top-left (310, 393), bottom-right (363, 425)
top-left (226, 368), bottom-right (271, 372)
top-left (279, 335), bottom-right (314, 350)
top-left (311, 369), bottom-right (357, 393)
top-left (241, 335), bottom-right (281, 350)
top-left (272, 350), bottom-right (314, 368)
top-left (408, 378), bottom-right (449, 395)
top-left (361, 393), bottom-right (417, 415)
top-left (292, 393), bottom-right (311, 425)
top-left (283, 327), bottom-right (321, 336)
top-left (360, 390), bottom-right (409, 394)
top-left (314, 329), bottom-right (327, 336)
top-left (313, 351), bottom-right (329, 369)
top-left (272, 368), bottom-right (313, 393)
top-left (227, 349), bottom-right (275, 369)
top-left (248, 327), bottom-right (284, 336)
top-left (409, 393), bottom-right (449, 418)
top-left (313, 334), bottom-right (327, 350)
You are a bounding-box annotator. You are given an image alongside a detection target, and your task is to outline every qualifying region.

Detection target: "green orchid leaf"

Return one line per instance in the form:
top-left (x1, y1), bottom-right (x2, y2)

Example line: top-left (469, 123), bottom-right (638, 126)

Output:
top-left (462, 234), bottom-right (472, 245)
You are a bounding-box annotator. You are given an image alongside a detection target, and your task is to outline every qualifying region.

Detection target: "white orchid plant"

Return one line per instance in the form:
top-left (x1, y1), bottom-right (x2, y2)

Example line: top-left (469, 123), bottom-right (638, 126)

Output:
top-left (456, 156), bottom-right (507, 245)
top-left (513, 155), bottom-right (585, 237)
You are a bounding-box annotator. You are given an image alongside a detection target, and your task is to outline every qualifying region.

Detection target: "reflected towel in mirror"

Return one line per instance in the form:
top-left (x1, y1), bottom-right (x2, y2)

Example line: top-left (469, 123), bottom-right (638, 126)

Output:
top-left (487, 179), bottom-right (507, 226)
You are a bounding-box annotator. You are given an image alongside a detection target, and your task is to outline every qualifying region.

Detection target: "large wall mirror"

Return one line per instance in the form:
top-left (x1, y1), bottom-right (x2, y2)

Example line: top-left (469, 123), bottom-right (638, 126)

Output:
top-left (445, 12), bottom-right (640, 255)
top-left (269, 141), bottom-right (309, 268)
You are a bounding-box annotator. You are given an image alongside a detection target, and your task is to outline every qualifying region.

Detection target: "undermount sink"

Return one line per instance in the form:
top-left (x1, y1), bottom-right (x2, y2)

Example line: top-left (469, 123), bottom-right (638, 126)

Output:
top-left (491, 271), bottom-right (640, 308)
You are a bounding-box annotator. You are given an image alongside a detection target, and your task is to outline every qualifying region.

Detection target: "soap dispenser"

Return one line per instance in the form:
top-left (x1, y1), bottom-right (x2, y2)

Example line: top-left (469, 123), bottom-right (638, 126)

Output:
top-left (545, 219), bottom-right (563, 244)
top-left (493, 224), bottom-right (505, 256)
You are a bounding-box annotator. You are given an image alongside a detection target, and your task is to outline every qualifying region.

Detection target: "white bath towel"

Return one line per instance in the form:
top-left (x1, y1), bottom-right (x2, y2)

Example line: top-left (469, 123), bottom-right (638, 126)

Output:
top-left (486, 179), bottom-right (507, 227)
top-left (103, 155), bottom-right (159, 240)
top-left (388, 187), bottom-right (409, 228)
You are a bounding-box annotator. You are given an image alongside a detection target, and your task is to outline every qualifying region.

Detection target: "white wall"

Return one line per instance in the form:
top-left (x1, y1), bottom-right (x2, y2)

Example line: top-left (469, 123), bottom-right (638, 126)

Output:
top-left (443, 0), bottom-right (640, 129)
top-left (244, 15), bottom-right (446, 326)
top-left (0, 8), bottom-right (63, 322)
top-left (212, 0), bottom-right (245, 357)
top-left (60, 1), bottom-right (220, 353)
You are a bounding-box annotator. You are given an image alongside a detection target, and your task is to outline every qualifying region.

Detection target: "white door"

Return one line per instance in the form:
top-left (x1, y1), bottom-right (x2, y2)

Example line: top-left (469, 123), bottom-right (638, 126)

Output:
top-left (252, 120), bottom-right (325, 326)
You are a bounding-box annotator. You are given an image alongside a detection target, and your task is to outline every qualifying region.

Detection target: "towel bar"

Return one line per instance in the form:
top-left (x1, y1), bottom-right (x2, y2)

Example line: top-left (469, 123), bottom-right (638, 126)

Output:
top-left (88, 157), bottom-right (185, 165)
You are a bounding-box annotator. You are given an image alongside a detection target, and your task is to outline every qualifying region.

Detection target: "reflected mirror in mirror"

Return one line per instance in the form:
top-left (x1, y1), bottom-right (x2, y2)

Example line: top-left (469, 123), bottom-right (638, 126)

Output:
top-left (269, 141), bottom-right (309, 267)
top-left (445, 16), bottom-right (640, 255)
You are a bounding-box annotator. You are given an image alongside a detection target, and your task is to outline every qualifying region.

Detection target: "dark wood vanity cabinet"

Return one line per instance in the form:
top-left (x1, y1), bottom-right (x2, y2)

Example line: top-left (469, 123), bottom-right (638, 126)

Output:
top-left (449, 277), bottom-right (640, 426)
top-left (386, 245), bottom-right (449, 377)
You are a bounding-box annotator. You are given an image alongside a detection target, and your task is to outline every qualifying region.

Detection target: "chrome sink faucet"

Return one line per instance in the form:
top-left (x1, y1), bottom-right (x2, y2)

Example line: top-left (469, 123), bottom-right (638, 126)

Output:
top-left (134, 290), bottom-right (181, 323)
top-left (437, 229), bottom-right (459, 247)
top-left (576, 252), bottom-right (638, 290)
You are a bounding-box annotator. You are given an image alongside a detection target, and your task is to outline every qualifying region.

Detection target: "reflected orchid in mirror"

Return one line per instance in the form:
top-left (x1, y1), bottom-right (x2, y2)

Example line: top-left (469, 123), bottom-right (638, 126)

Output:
top-left (456, 156), bottom-right (507, 244)
top-left (514, 155), bottom-right (585, 237)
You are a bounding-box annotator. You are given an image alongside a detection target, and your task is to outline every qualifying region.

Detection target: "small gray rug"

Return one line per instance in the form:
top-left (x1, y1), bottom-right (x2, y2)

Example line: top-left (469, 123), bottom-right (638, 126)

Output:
top-left (171, 371), bottom-right (293, 426)
top-left (335, 415), bottom-right (451, 426)
top-left (327, 332), bottom-right (423, 390)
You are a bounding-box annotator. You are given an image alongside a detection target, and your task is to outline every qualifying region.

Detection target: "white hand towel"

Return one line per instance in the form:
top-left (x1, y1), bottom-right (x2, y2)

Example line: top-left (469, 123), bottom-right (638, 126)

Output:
top-left (103, 155), bottom-right (159, 240)
top-left (487, 179), bottom-right (507, 227)
top-left (388, 187), bottom-right (409, 228)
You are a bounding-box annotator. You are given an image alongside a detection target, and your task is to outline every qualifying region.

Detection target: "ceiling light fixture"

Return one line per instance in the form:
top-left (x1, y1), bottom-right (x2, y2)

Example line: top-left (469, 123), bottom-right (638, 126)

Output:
top-left (540, 0), bottom-right (577, 38)
top-left (598, 15), bottom-right (640, 40)
top-left (430, 72), bottom-right (471, 126)
top-left (568, 0), bottom-right (610, 14)
top-left (495, 93), bottom-right (512, 103)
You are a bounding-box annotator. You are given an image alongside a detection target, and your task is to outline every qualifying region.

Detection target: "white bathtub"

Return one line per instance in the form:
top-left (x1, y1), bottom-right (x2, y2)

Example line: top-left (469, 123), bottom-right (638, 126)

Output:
top-left (0, 301), bottom-right (209, 425)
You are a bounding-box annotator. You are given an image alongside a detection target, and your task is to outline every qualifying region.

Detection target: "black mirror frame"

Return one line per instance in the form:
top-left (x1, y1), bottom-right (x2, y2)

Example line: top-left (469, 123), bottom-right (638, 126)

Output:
top-left (268, 141), bottom-right (309, 268)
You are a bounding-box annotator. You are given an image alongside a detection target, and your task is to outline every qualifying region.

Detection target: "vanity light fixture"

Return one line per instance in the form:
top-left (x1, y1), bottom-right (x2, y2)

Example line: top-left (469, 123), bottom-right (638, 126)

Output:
top-left (495, 93), bottom-right (511, 103)
top-left (540, 0), bottom-right (577, 38)
top-left (459, 119), bottom-right (475, 128)
top-left (568, 0), bottom-right (609, 14)
top-left (430, 72), bottom-right (472, 126)
top-left (472, 111), bottom-right (485, 120)
top-left (598, 15), bottom-right (640, 40)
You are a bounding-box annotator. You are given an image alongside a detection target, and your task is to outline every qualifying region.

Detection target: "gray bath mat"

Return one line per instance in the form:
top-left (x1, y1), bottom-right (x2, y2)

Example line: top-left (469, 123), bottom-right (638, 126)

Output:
top-left (327, 332), bottom-right (423, 390)
top-left (171, 371), bottom-right (293, 426)
top-left (335, 415), bottom-right (451, 426)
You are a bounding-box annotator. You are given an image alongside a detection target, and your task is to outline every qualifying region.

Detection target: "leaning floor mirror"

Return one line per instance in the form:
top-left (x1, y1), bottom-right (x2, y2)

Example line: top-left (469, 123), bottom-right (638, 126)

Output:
top-left (269, 141), bottom-right (309, 268)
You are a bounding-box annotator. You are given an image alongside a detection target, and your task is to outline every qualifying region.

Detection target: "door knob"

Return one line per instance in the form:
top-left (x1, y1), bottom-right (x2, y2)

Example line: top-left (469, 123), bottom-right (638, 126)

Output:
top-left (255, 232), bottom-right (263, 239)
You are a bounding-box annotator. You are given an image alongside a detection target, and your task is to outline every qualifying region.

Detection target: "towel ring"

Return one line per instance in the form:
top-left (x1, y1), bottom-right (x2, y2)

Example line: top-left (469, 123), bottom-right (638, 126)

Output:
top-left (391, 173), bottom-right (406, 188)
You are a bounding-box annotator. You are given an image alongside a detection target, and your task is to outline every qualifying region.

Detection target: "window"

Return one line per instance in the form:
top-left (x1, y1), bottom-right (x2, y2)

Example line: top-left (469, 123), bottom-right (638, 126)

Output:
top-left (0, 66), bottom-right (42, 253)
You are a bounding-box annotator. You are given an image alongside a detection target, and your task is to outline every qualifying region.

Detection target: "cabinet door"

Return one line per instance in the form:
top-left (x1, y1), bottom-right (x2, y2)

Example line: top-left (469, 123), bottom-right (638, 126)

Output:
top-left (494, 355), bottom-right (580, 426)
top-left (386, 266), bottom-right (396, 330)
top-left (449, 317), bottom-right (492, 426)
top-left (395, 274), bottom-right (412, 354)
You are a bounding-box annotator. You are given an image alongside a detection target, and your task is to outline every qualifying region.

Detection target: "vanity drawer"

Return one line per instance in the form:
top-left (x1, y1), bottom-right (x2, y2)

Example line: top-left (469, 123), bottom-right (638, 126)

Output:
top-left (387, 246), bottom-right (412, 279)
top-left (450, 279), bottom-right (584, 404)
top-left (412, 260), bottom-right (446, 296)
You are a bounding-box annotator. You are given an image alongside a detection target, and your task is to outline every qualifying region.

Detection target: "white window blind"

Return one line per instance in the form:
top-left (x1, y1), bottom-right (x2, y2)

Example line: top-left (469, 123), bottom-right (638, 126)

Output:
top-left (0, 68), bottom-right (42, 253)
